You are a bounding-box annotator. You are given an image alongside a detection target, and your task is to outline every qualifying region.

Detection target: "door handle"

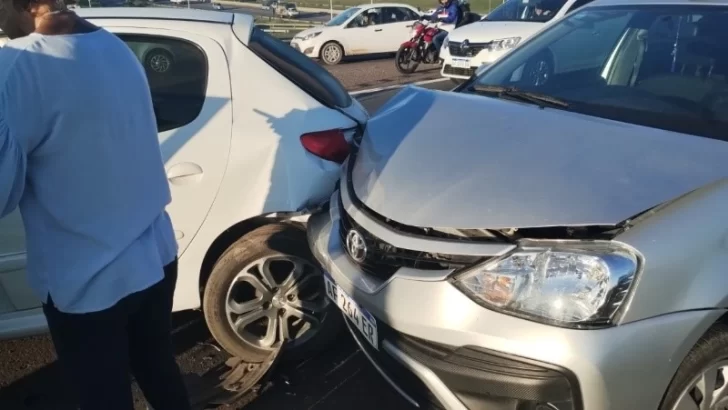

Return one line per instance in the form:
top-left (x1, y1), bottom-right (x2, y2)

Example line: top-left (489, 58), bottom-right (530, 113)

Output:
top-left (374, 28), bottom-right (383, 32)
top-left (406, 24), bottom-right (413, 27)
top-left (166, 162), bottom-right (204, 186)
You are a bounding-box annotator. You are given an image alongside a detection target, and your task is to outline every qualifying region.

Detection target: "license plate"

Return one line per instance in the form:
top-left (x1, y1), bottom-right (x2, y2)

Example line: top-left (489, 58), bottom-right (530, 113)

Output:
top-left (451, 58), bottom-right (471, 69)
top-left (324, 274), bottom-right (379, 350)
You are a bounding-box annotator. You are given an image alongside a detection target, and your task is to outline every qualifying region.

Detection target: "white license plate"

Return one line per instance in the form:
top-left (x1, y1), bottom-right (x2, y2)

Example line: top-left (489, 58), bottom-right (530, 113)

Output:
top-left (451, 58), bottom-right (472, 69)
top-left (324, 274), bottom-right (379, 350)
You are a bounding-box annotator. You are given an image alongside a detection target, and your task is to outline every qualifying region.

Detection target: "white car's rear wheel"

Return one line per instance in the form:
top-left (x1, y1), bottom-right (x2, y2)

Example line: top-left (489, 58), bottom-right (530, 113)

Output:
top-left (203, 223), bottom-right (342, 362)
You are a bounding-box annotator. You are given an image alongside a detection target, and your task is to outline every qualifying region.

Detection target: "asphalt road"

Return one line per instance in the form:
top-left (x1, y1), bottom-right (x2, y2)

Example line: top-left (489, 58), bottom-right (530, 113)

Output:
top-left (0, 78), bottom-right (453, 410)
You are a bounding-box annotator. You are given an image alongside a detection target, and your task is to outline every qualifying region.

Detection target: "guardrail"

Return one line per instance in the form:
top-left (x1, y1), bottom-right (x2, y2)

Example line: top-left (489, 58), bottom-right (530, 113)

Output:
top-left (256, 20), bottom-right (316, 36)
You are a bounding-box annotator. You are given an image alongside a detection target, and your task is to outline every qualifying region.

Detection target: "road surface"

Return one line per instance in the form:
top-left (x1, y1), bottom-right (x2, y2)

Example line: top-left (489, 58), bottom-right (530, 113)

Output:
top-left (0, 78), bottom-right (453, 410)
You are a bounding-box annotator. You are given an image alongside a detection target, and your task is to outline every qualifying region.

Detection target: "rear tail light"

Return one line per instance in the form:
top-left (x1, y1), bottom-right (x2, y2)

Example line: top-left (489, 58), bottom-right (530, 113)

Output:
top-left (300, 129), bottom-right (350, 164)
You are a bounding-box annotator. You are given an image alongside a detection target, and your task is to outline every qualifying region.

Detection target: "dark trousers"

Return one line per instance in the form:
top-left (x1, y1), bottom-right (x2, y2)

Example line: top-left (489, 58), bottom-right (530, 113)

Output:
top-left (43, 260), bottom-right (192, 410)
top-left (433, 31), bottom-right (449, 55)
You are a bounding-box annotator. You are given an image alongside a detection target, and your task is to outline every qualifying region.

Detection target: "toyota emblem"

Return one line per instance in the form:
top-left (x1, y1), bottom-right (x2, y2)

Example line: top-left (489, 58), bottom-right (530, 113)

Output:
top-left (345, 230), bottom-right (367, 263)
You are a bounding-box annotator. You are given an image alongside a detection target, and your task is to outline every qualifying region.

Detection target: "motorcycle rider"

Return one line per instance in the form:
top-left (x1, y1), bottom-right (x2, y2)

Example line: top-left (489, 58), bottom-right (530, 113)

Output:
top-left (431, 0), bottom-right (462, 60)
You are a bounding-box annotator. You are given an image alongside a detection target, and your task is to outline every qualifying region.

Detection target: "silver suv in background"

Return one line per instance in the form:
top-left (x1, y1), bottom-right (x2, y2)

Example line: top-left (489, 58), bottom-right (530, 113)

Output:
top-left (309, 0), bottom-right (728, 409)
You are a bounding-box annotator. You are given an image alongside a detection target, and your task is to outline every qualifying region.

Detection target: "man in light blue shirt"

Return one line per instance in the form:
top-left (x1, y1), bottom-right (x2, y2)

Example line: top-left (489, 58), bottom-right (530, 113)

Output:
top-left (0, 0), bottom-right (191, 409)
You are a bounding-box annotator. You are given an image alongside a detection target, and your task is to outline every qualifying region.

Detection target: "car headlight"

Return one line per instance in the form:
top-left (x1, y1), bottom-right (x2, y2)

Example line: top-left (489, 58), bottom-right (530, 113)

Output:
top-left (452, 241), bottom-right (640, 327)
top-left (442, 35), bottom-right (449, 49)
top-left (490, 36), bottom-right (521, 51)
top-left (303, 32), bottom-right (322, 41)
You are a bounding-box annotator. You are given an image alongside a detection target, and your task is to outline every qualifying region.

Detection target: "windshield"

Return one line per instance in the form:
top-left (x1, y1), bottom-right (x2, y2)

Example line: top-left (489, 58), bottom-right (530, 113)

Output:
top-left (286, 3), bottom-right (296, 8)
top-left (486, 0), bottom-right (567, 23)
top-left (325, 7), bottom-right (361, 26)
top-left (465, 5), bottom-right (728, 140)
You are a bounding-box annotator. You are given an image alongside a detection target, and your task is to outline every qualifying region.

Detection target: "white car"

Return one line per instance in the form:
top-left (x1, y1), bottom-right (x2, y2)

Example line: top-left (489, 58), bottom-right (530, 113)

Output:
top-left (290, 3), bottom-right (422, 65)
top-left (277, 2), bottom-right (299, 17)
top-left (441, 0), bottom-right (593, 82)
top-left (0, 8), bottom-right (368, 364)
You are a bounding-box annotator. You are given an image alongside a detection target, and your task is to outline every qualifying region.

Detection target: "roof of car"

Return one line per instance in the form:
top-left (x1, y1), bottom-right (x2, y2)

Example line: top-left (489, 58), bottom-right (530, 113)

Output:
top-left (355, 3), bottom-right (420, 9)
top-left (589, 0), bottom-right (728, 7)
top-left (75, 7), bottom-right (255, 29)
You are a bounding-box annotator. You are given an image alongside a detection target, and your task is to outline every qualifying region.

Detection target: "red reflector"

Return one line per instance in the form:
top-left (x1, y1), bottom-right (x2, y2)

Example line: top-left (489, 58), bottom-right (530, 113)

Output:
top-left (300, 129), bottom-right (350, 164)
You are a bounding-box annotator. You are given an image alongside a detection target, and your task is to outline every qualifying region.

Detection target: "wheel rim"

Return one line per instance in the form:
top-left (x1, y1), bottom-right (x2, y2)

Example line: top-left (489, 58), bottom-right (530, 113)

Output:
top-left (225, 255), bottom-right (329, 351)
top-left (323, 45), bottom-right (341, 64)
top-left (673, 360), bottom-right (728, 410)
top-left (149, 54), bottom-right (171, 73)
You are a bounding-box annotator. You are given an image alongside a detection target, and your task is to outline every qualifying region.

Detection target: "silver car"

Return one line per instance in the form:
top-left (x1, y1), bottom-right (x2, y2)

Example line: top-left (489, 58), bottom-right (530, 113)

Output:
top-left (308, 0), bottom-right (728, 409)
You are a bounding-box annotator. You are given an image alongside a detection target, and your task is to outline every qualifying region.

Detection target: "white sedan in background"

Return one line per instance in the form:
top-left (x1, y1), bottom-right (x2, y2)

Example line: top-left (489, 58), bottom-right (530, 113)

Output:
top-left (290, 3), bottom-right (421, 65)
top-left (441, 0), bottom-right (593, 82)
top-left (0, 8), bottom-right (368, 365)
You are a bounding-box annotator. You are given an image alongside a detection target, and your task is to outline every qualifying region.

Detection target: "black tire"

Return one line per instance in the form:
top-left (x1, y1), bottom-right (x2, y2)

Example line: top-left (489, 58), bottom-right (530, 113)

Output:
top-left (320, 41), bottom-right (344, 65)
top-left (395, 45), bottom-right (419, 74)
top-left (143, 48), bottom-right (174, 75)
top-left (203, 223), bottom-right (342, 362)
top-left (660, 324), bottom-right (728, 410)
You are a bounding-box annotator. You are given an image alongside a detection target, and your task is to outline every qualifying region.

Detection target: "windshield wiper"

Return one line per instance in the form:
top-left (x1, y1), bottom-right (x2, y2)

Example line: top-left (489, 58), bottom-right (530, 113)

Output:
top-left (469, 84), bottom-right (570, 109)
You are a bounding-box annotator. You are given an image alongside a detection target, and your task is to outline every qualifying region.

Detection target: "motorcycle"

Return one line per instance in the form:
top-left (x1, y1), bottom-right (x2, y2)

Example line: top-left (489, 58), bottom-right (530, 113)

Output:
top-left (395, 12), bottom-right (480, 74)
top-left (395, 19), bottom-right (450, 74)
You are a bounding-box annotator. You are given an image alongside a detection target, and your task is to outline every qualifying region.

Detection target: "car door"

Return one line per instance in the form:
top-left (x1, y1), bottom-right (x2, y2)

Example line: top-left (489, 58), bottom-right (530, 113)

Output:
top-left (99, 27), bottom-right (233, 256)
top-left (375, 7), bottom-right (419, 53)
top-left (340, 7), bottom-right (385, 55)
top-left (0, 212), bottom-right (36, 313)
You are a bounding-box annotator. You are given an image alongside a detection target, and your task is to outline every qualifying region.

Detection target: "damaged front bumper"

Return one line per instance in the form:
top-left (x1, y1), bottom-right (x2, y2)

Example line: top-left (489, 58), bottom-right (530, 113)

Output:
top-left (307, 185), bottom-right (721, 410)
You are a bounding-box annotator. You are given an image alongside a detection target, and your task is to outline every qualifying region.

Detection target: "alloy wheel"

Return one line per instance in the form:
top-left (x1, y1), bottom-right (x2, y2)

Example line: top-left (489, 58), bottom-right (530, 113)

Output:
top-left (225, 255), bottom-right (329, 351)
top-left (673, 360), bottom-right (728, 410)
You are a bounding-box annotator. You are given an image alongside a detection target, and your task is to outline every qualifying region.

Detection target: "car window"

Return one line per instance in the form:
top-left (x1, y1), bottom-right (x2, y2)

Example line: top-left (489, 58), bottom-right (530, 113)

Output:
top-left (566, 0), bottom-right (594, 15)
top-left (399, 7), bottom-right (420, 21)
top-left (466, 5), bottom-right (728, 140)
top-left (486, 0), bottom-right (568, 23)
top-left (247, 27), bottom-right (352, 108)
top-left (326, 7), bottom-right (360, 26)
top-left (118, 35), bottom-right (207, 133)
top-left (349, 8), bottom-right (383, 27)
top-left (381, 7), bottom-right (412, 23)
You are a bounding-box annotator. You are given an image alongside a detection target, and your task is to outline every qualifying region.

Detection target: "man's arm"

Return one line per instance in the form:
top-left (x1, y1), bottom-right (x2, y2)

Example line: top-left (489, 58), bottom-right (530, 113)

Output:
top-left (0, 117), bottom-right (27, 218)
top-left (439, 4), bottom-right (459, 23)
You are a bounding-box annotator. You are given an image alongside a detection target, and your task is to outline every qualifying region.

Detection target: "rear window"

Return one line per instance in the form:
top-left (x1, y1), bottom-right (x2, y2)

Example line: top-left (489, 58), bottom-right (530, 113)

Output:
top-left (248, 27), bottom-right (352, 108)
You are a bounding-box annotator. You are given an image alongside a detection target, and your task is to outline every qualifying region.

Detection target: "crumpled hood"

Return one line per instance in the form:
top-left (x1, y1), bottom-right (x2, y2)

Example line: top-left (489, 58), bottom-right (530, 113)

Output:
top-left (447, 21), bottom-right (544, 43)
top-left (351, 86), bottom-right (728, 229)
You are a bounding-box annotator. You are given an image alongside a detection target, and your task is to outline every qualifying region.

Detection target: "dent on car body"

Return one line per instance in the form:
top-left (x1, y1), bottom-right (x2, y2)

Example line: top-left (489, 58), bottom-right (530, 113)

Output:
top-left (350, 86), bottom-right (728, 234)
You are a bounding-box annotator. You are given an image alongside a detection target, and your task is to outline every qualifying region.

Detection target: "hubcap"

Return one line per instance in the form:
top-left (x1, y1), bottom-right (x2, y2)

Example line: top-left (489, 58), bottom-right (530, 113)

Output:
top-left (149, 54), bottom-right (171, 73)
top-left (323, 45), bottom-right (341, 63)
top-left (673, 360), bottom-right (728, 410)
top-left (225, 255), bottom-right (329, 351)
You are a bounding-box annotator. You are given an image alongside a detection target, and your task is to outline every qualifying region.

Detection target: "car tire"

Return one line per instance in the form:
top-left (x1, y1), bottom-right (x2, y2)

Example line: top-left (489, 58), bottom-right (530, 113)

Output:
top-left (203, 223), bottom-right (342, 363)
top-left (144, 48), bottom-right (174, 75)
top-left (659, 323), bottom-right (728, 410)
top-left (320, 42), bottom-right (344, 65)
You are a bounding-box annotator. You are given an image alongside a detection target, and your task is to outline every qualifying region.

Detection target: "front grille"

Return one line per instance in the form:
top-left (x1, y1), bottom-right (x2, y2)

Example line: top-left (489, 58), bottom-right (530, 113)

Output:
top-left (443, 65), bottom-right (476, 77)
top-left (337, 197), bottom-right (479, 281)
top-left (448, 41), bottom-right (488, 57)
